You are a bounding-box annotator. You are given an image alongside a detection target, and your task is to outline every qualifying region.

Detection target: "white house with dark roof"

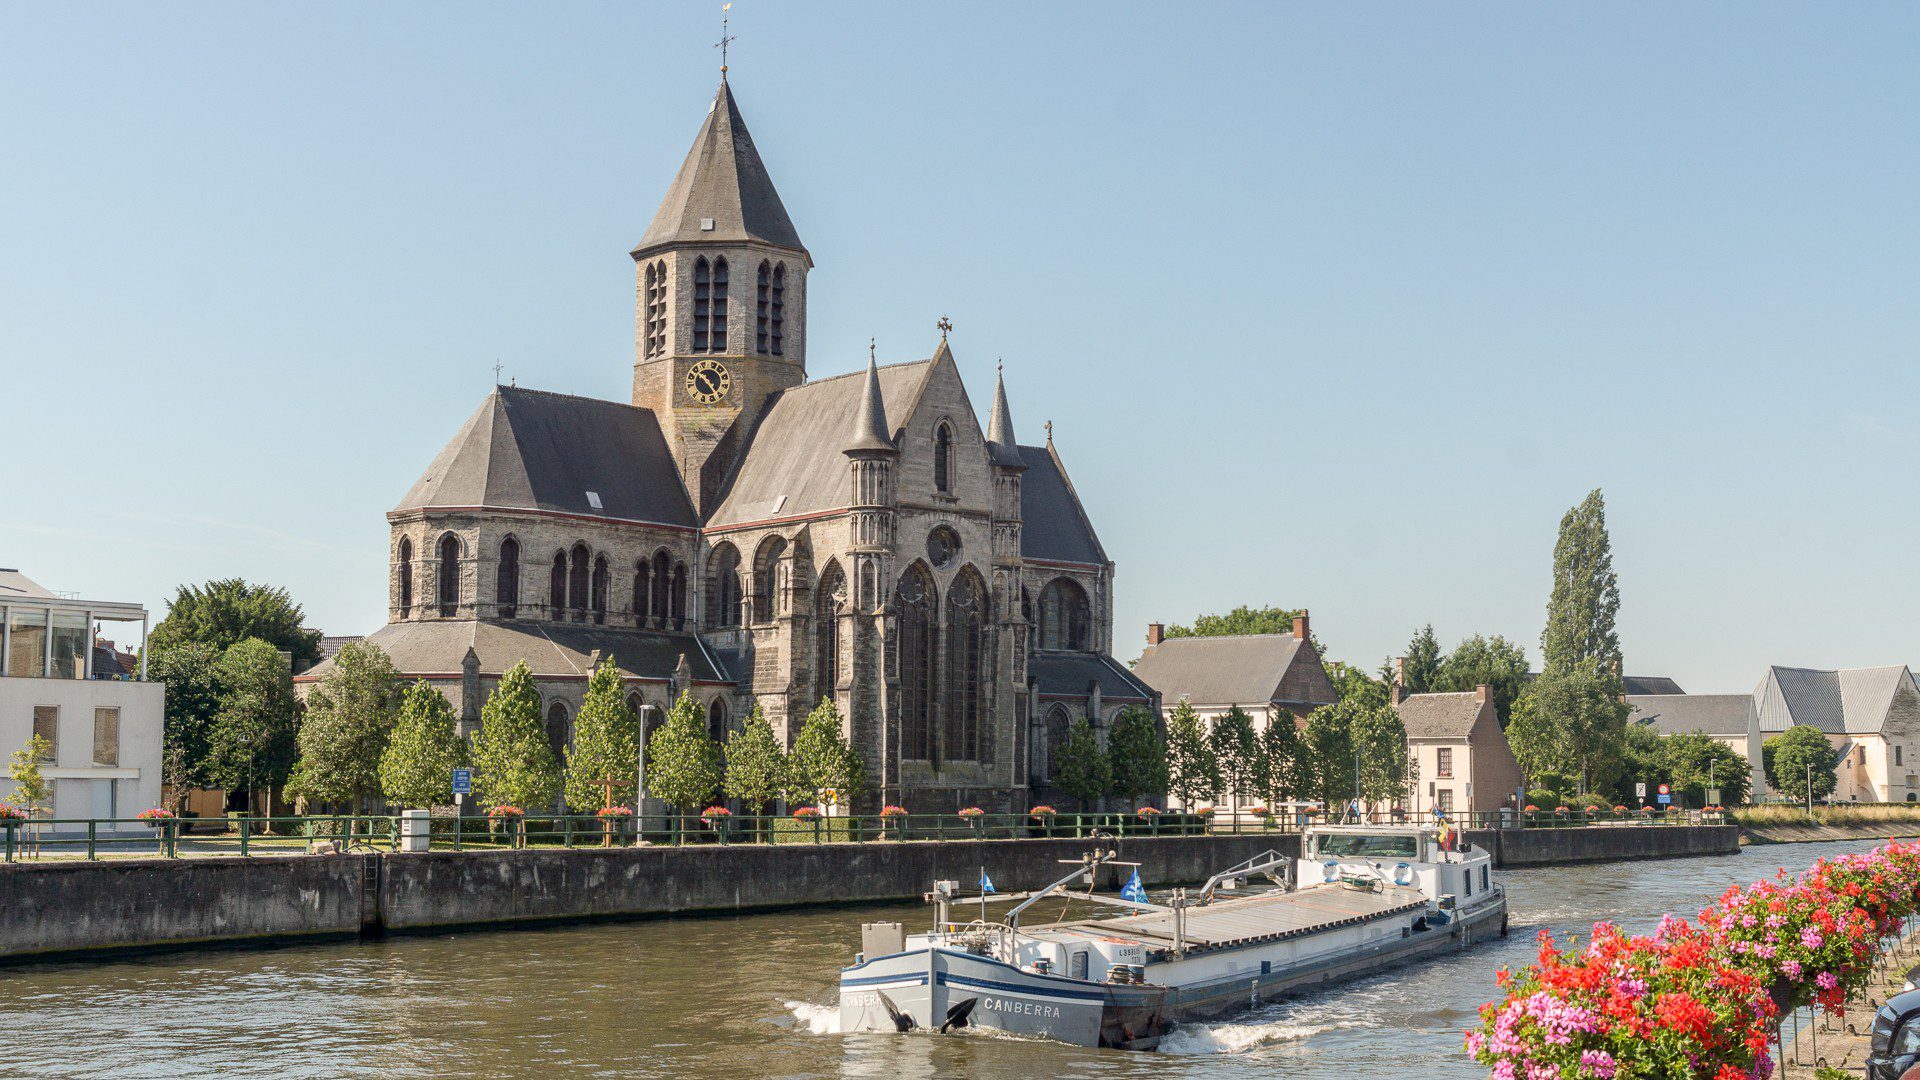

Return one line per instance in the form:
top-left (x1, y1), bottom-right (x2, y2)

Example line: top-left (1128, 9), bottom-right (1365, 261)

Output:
top-left (1626, 693), bottom-right (1765, 802)
top-left (1753, 665), bottom-right (1920, 803)
top-left (297, 75), bottom-right (1151, 813)
top-left (1394, 686), bottom-right (1523, 817)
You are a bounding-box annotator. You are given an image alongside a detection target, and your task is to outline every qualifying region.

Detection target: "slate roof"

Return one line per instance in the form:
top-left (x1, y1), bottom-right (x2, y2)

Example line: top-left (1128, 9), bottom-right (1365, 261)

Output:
top-left (396, 386), bottom-right (697, 528)
top-left (1622, 675), bottom-right (1685, 696)
top-left (707, 359), bottom-right (933, 527)
top-left (0, 569), bottom-right (56, 600)
top-left (986, 371), bottom-right (1024, 469)
top-left (1029, 652), bottom-right (1156, 704)
top-left (317, 636), bottom-right (362, 662)
top-left (1395, 692), bottom-right (1486, 740)
top-left (1131, 634), bottom-right (1318, 707)
top-left (296, 620), bottom-right (730, 685)
top-left (632, 79), bottom-right (807, 260)
top-left (1018, 444), bottom-right (1105, 566)
top-left (1628, 693), bottom-right (1757, 738)
top-left (1750, 664), bottom-right (1916, 736)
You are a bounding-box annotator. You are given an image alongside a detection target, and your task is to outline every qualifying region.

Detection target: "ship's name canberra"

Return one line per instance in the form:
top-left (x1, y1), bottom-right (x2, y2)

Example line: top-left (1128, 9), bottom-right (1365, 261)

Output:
top-left (983, 997), bottom-right (1062, 1019)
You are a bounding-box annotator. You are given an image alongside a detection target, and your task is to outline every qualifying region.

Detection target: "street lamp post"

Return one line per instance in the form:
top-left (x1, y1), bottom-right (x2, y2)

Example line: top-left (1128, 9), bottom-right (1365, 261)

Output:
top-left (1806, 762), bottom-right (1814, 818)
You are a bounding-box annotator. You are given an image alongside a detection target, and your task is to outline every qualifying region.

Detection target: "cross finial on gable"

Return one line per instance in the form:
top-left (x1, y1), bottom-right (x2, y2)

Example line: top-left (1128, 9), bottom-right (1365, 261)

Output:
top-left (1045, 420), bottom-right (1053, 445)
top-left (936, 315), bottom-right (952, 341)
top-left (869, 336), bottom-right (876, 363)
top-left (715, 3), bottom-right (737, 74)
top-left (493, 359), bottom-right (503, 384)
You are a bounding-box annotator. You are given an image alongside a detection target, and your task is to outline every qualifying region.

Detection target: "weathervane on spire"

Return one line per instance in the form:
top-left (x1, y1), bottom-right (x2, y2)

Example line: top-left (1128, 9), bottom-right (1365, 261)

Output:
top-left (936, 315), bottom-right (953, 341)
top-left (869, 336), bottom-right (876, 363)
top-left (493, 359), bottom-right (503, 384)
top-left (716, 3), bottom-right (737, 74)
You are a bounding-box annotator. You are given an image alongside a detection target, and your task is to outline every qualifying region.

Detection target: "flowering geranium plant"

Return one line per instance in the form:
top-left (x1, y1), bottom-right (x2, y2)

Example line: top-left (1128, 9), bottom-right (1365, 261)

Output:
top-left (957, 807), bottom-right (984, 818)
top-left (700, 806), bottom-right (731, 819)
top-left (1027, 805), bottom-right (1056, 816)
top-left (1524, 804), bottom-right (1540, 813)
top-left (597, 806), bottom-right (634, 819)
top-left (1613, 805), bottom-right (1628, 813)
top-left (0, 804), bottom-right (28, 822)
top-left (136, 808), bottom-right (176, 822)
top-left (880, 805), bottom-right (910, 818)
top-left (1245, 805), bottom-right (1270, 817)
top-left (793, 806), bottom-right (821, 819)
top-left (1193, 806), bottom-right (1213, 816)
top-left (487, 805), bottom-right (525, 819)
top-left (1554, 806), bottom-right (1570, 814)
top-left (1137, 806), bottom-right (1161, 816)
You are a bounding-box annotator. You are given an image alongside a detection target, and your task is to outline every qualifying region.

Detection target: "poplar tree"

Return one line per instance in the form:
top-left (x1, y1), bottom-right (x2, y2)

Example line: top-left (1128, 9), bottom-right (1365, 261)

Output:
top-left (1541, 488), bottom-right (1623, 679)
top-left (289, 640), bottom-right (400, 811)
top-left (1209, 706), bottom-right (1258, 804)
top-left (787, 698), bottom-right (865, 808)
top-left (1054, 719), bottom-right (1111, 812)
top-left (1400, 624), bottom-right (1443, 694)
top-left (1165, 700), bottom-right (1218, 810)
top-left (379, 681), bottom-right (468, 809)
top-left (1106, 706), bottom-right (1169, 808)
top-left (564, 660), bottom-right (640, 811)
top-left (723, 705), bottom-right (788, 816)
top-left (470, 661), bottom-right (561, 809)
top-left (645, 691), bottom-right (723, 813)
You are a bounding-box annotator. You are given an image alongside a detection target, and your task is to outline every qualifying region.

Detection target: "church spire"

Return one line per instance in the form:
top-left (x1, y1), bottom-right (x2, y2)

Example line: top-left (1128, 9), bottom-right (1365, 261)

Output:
top-left (986, 362), bottom-right (1024, 468)
top-left (631, 79), bottom-right (809, 263)
top-left (845, 343), bottom-right (895, 455)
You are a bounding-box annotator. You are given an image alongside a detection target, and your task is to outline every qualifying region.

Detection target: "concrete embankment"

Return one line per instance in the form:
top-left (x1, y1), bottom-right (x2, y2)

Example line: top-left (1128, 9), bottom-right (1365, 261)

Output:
top-left (0, 825), bottom-right (1739, 964)
top-left (1739, 820), bottom-right (1920, 845)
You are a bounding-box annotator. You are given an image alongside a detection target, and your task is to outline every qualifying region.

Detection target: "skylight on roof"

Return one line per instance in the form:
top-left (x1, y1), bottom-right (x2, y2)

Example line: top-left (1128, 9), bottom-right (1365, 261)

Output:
top-left (585, 491), bottom-right (602, 510)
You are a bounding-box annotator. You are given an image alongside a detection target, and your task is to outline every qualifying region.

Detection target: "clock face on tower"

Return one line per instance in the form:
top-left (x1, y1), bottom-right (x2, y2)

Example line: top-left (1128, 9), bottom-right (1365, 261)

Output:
top-left (685, 359), bottom-right (731, 405)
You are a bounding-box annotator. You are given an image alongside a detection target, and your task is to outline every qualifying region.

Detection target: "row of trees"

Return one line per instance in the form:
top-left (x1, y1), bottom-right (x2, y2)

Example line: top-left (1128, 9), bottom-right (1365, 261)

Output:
top-left (1161, 698), bottom-right (1409, 812)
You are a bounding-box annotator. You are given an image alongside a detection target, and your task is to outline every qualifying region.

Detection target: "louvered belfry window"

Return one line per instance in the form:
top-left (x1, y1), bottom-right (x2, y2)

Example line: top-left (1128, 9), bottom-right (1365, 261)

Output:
top-left (644, 262), bottom-right (668, 358)
top-left (709, 258), bottom-right (728, 351)
top-left (756, 261), bottom-right (771, 354)
top-left (693, 258), bottom-right (712, 352)
top-left (770, 264), bottom-right (785, 355)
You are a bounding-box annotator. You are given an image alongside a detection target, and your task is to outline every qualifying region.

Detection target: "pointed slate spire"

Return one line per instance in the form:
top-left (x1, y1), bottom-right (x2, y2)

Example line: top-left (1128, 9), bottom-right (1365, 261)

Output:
top-left (632, 79), bottom-right (809, 262)
top-left (986, 363), bottom-right (1025, 469)
top-left (845, 345), bottom-right (895, 455)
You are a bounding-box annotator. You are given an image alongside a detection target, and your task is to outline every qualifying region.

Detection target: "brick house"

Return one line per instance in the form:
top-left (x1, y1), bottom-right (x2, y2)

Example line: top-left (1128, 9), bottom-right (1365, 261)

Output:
top-left (1394, 685), bottom-right (1523, 817)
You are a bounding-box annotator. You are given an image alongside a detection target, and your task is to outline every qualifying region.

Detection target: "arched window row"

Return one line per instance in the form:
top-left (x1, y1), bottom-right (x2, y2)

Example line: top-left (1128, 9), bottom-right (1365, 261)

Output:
top-left (1037, 577), bottom-right (1091, 652)
top-left (755, 260), bottom-right (786, 356)
top-left (643, 260), bottom-right (668, 359)
top-left (693, 256), bottom-right (728, 353)
top-left (536, 543), bottom-right (687, 629)
top-left (895, 563), bottom-right (993, 766)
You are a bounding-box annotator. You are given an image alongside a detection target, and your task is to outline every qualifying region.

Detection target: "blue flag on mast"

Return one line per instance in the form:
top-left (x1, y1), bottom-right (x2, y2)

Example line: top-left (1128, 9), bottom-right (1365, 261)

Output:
top-left (1120, 869), bottom-right (1148, 905)
top-left (979, 869), bottom-right (995, 894)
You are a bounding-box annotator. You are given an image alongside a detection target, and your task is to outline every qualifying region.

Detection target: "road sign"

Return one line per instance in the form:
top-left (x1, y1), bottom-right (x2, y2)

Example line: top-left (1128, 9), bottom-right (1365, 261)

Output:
top-left (1636, 782), bottom-right (1646, 798)
top-left (452, 768), bottom-right (473, 796)
top-left (1656, 783), bottom-right (1671, 806)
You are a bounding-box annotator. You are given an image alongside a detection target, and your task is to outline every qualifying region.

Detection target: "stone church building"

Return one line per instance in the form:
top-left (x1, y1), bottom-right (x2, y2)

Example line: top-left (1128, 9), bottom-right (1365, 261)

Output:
top-left (299, 77), bottom-right (1153, 811)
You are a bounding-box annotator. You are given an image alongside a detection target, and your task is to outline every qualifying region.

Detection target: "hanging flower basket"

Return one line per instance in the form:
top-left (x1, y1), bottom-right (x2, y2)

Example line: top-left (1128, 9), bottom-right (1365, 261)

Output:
top-left (700, 806), bottom-right (731, 819)
top-left (0, 804), bottom-right (26, 829)
top-left (1640, 805), bottom-right (1656, 814)
top-left (1137, 807), bottom-right (1160, 816)
top-left (793, 806), bottom-right (821, 819)
top-left (487, 805), bottom-right (525, 820)
top-left (957, 807), bottom-right (984, 818)
top-left (598, 806), bottom-right (634, 820)
top-left (137, 808), bottom-right (176, 828)
top-left (1612, 805), bottom-right (1628, 814)
top-left (1523, 804), bottom-right (1539, 813)
top-left (880, 805), bottom-right (910, 818)
top-left (1192, 806), bottom-right (1213, 816)
top-left (1245, 805), bottom-right (1270, 817)
top-left (1027, 805), bottom-right (1056, 817)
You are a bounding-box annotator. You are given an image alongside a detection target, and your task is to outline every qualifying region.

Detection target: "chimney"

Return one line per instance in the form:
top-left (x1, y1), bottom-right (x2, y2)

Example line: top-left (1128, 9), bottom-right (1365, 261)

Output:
top-left (1476, 683), bottom-right (1492, 704)
top-left (1146, 622), bottom-right (1165, 647)
top-left (1391, 657), bottom-right (1408, 705)
top-left (1292, 611), bottom-right (1309, 641)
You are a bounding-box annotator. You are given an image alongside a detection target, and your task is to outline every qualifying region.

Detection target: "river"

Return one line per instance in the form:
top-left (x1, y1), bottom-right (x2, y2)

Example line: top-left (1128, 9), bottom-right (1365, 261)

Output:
top-left (0, 839), bottom-right (1883, 1078)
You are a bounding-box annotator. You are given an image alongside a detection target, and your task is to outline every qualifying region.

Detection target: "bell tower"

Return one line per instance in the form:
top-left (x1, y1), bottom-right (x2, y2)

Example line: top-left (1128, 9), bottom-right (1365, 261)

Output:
top-left (631, 77), bottom-right (811, 514)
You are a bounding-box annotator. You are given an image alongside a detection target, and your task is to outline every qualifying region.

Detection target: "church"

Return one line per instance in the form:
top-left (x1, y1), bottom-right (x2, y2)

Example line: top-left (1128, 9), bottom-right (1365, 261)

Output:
top-left (300, 76), bottom-right (1155, 811)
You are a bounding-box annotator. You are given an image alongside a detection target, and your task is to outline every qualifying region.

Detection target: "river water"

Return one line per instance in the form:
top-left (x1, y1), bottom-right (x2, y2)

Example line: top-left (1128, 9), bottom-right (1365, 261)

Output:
top-left (0, 839), bottom-right (1884, 1079)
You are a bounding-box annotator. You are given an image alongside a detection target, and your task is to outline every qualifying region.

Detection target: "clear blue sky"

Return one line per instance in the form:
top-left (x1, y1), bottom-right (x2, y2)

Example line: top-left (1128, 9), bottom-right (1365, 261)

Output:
top-left (3, 4), bottom-right (1916, 692)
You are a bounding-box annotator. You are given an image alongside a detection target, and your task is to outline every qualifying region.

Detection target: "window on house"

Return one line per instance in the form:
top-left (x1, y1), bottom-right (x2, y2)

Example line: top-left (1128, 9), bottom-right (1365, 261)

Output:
top-left (756, 261), bottom-right (771, 353)
top-left (50, 612), bottom-right (86, 679)
top-left (770, 264), bottom-right (785, 355)
top-left (93, 707), bottom-right (119, 767)
top-left (437, 533), bottom-right (461, 617)
top-left (1436, 747), bottom-right (1453, 778)
top-left (933, 424), bottom-right (952, 493)
top-left (32, 706), bottom-right (57, 761)
top-left (1436, 788), bottom-right (1454, 813)
top-left (497, 538), bottom-right (519, 619)
top-left (396, 538), bottom-right (413, 617)
top-left (1900, 746), bottom-right (1905, 767)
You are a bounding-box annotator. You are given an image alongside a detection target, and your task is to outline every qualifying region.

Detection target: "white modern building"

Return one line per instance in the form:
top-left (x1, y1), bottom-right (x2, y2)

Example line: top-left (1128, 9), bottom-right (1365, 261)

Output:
top-left (0, 569), bottom-right (162, 825)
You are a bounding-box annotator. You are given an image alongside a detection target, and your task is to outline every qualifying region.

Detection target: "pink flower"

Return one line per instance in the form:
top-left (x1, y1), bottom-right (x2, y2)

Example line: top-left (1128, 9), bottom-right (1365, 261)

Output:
top-left (1816, 971), bottom-right (1839, 991)
top-left (1579, 1049), bottom-right (1618, 1079)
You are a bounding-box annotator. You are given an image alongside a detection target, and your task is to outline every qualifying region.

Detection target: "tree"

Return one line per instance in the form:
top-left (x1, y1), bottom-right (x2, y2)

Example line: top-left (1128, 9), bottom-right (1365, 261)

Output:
top-left (6, 735), bottom-right (53, 813)
top-left (205, 638), bottom-right (300, 813)
top-left (787, 698), bottom-right (865, 808)
top-left (1662, 731), bottom-right (1751, 807)
top-left (1541, 489), bottom-right (1622, 681)
top-left (1612, 722), bottom-right (1667, 805)
top-left (723, 705), bottom-right (788, 816)
top-left (1530, 665), bottom-right (1629, 794)
top-left (563, 660), bottom-right (640, 812)
top-left (1165, 700), bottom-right (1218, 809)
top-left (147, 640), bottom-right (223, 801)
top-left (1209, 706), bottom-right (1258, 804)
top-left (1765, 725), bottom-right (1838, 804)
top-left (646, 691), bottom-right (724, 812)
top-left (1302, 702), bottom-right (1357, 808)
top-left (379, 681), bottom-right (468, 809)
top-left (1351, 705), bottom-right (1409, 807)
top-left (1432, 634), bottom-right (1531, 725)
top-left (149, 579), bottom-right (322, 666)
top-left (1330, 663), bottom-right (1391, 709)
top-left (1107, 706), bottom-right (1169, 809)
top-left (1053, 720), bottom-right (1111, 811)
top-left (1166, 605), bottom-right (1303, 639)
top-left (1253, 712), bottom-right (1305, 808)
top-left (288, 640), bottom-right (400, 811)
top-left (470, 661), bottom-right (562, 809)
top-left (1400, 625), bottom-right (1442, 695)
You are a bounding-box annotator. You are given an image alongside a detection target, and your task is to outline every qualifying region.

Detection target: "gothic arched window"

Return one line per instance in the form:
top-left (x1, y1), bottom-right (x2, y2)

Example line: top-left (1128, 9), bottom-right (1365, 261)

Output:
top-left (751, 535), bottom-right (786, 624)
top-left (1040, 578), bottom-right (1091, 651)
top-left (710, 258), bottom-right (728, 351)
top-left (896, 565), bottom-right (938, 762)
top-left (396, 536), bottom-right (413, 616)
top-left (816, 560), bottom-right (844, 702)
top-left (550, 551), bottom-right (567, 621)
top-left (640, 705), bottom-right (666, 750)
top-left (756, 261), bottom-right (771, 354)
top-left (651, 553), bottom-right (672, 623)
top-left (590, 555), bottom-right (609, 624)
top-left (944, 570), bottom-right (989, 763)
top-left (671, 561), bottom-right (688, 628)
top-left (771, 264), bottom-right (785, 356)
top-left (1044, 705), bottom-right (1072, 781)
top-left (568, 543), bottom-right (590, 621)
top-left (933, 423), bottom-right (953, 493)
top-left (632, 562), bottom-right (651, 626)
top-left (437, 533), bottom-right (461, 617)
top-left (707, 697), bottom-right (730, 743)
top-left (1022, 587), bottom-right (1036, 653)
top-left (497, 538), bottom-right (519, 620)
top-left (692, 257), bottom-right (712, 352)
top-left (644, 261), bottom-right (667, 358)
top-left (707, 543), bottom-right (742, 628)
top-left (545, 702), bottom-right (569, 765)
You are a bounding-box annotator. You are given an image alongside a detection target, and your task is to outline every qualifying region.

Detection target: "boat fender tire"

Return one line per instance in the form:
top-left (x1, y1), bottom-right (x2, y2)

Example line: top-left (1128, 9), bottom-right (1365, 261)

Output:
top-left (1500, 912), bottom-right (1509, 938)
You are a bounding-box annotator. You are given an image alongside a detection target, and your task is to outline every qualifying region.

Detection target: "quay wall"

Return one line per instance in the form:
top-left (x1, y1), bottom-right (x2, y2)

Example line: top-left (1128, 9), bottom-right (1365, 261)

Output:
top-left (0, 826), bottom-right (1737, 964)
